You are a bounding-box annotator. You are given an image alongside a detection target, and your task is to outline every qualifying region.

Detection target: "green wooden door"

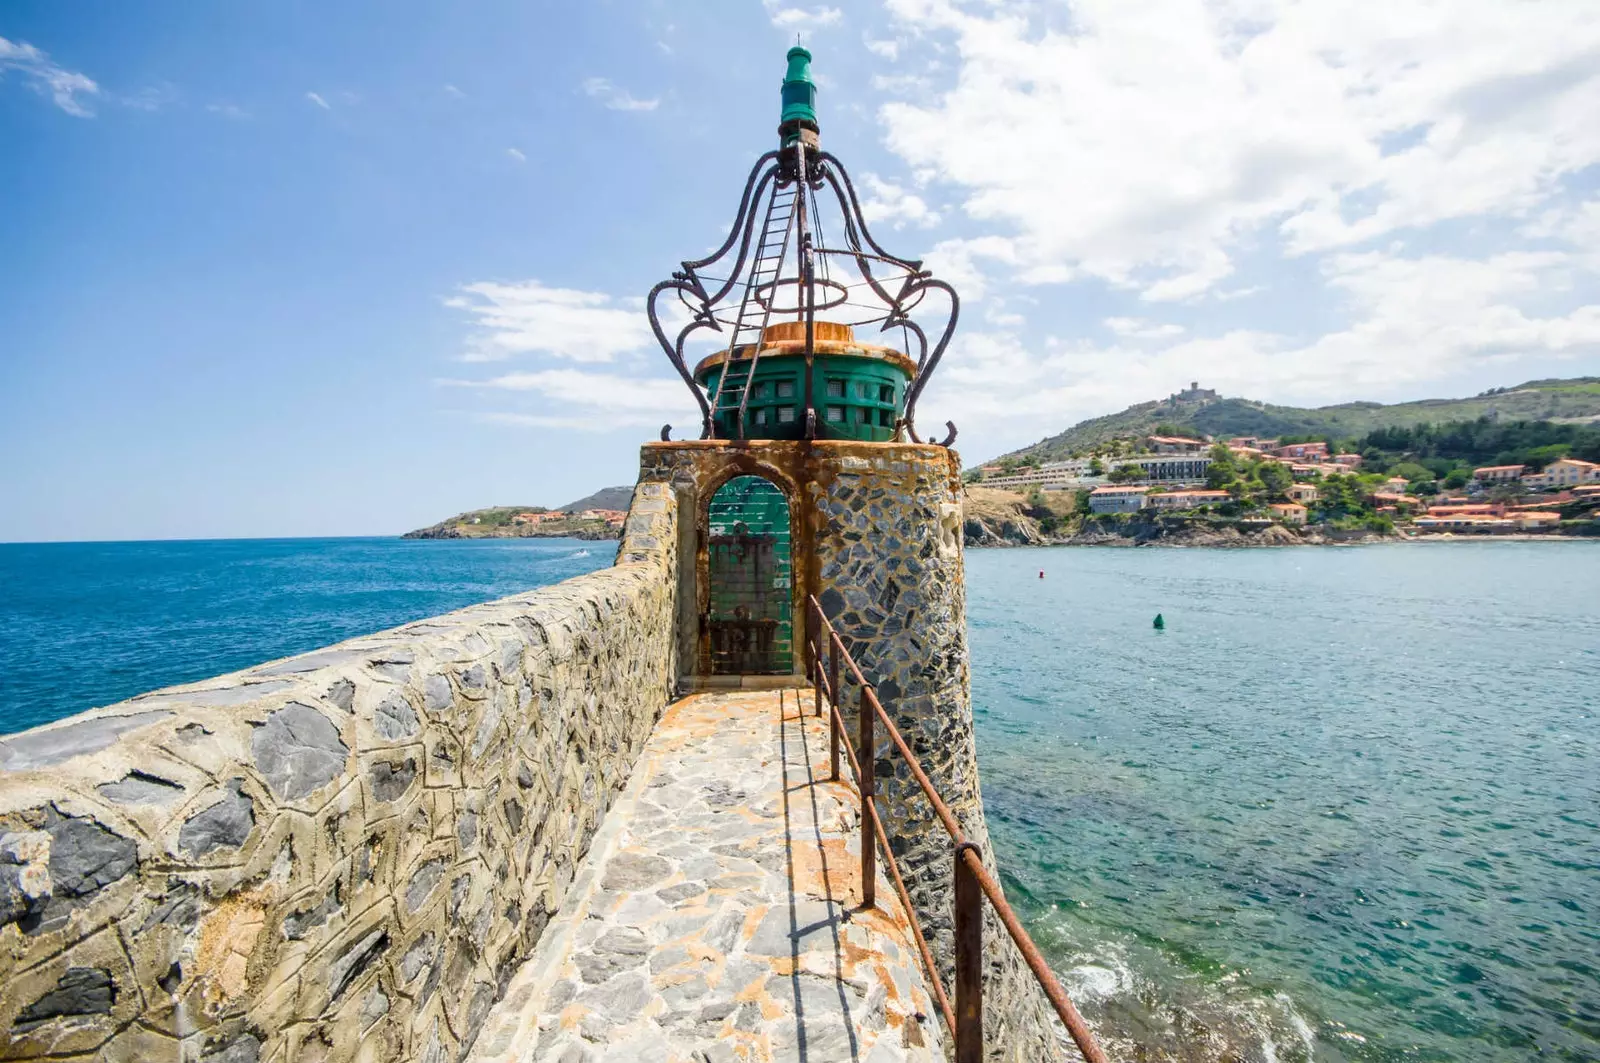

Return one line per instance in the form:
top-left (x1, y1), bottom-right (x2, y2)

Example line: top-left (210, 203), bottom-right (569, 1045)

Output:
top-left (706, 476), bottom-right (793, 675)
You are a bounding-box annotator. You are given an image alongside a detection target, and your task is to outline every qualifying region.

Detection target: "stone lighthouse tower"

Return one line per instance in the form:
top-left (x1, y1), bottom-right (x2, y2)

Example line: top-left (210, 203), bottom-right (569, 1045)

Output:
top-left (639, 47), bottom-right (1066, 1062)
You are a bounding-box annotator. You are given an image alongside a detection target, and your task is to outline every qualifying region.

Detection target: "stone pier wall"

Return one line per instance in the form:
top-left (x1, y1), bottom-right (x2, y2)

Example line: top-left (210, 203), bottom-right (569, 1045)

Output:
top-left (0, 484), bottom-right (679, 1063)
top-left (638, 441), bottom-right (1065, 1062)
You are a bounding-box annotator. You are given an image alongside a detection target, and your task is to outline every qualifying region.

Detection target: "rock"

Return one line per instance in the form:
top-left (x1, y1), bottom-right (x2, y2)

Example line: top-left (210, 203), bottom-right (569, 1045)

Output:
top-left (251, 703), bottom-right (348, 801)
top-left (283, 887), bottom-right (340, 940)
top-left (14, 967), bottom-right (114, 1030)
top-left (406, 859), bottom-right (446, 913)
top-left (140, 884), bottom-right (200, 932)
top-left (0, 830), bottom-right (51, 927)
top-left (423, 675), bottom-right (453, 714)
top-left (456, 810), bottom-right (478, 852)
top-left (47, 813), bottom-right (136, 898)
top-left (200, 1031), bottom-right (262, 1063)
top-left (326, 929), bottom-right (388, 1004)
top-left (326, 679), bottom-right (356, 712)
top-left (97, 771), bottom-right (185, 805)
top-left (179, 780), bottom-right (255, 856)
top-left (600, 852), bottom-right (671, 891)
top-left (370, 759), bottom-right (416, 803)
top-left (576, 972), bottom-right (651, 1023)
top-left (0, 711), bottom-right (171, 771)
top-left (374, 693), bottom-right (420, 740)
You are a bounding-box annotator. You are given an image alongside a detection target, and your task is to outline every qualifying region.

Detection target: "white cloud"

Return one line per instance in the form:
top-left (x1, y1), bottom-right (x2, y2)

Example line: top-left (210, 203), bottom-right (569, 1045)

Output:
top-left (864, 0), bottom-right (1600, 458)
top-left (879, 0), bottom-right (1600, 301)
top-left (443, 84), bottom-right (466, 99)
top-left (506, 147), bottom-right (527, 163)
top-left (206, 102), bottom-right (250, 120)
top-left (582, 77), bottom-right (660, 112)
top-left (865, 37), bottom-right (903, 60)
top-left (859, 173), bottom-right (942, 229)
top-left (915, 249), bottom-right (1600, 456)
top-left (0, 35), bottom-right (99, 117)
top-left (443, 281), bottom-right (704, 433)
top-left (766, 4), bottom-right (843, 30)
top-left (445, 281), bottom-right (655, 364)
top-left (1105, 318), bottom-right (1186, 340)
top-left (305, 91), bottom-right (331, 110)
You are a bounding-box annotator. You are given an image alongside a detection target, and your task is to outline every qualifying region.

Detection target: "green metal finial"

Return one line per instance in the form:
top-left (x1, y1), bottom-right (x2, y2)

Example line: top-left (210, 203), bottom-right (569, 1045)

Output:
top-left (781, 45), bottom-right (817, 130)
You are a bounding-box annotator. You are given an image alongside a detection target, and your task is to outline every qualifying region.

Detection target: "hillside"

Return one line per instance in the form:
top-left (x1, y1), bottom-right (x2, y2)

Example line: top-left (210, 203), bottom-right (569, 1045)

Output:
top-left (559, 485), bottom-right (634, 512)
top-left (990, 377), bottom-right (1600, 464)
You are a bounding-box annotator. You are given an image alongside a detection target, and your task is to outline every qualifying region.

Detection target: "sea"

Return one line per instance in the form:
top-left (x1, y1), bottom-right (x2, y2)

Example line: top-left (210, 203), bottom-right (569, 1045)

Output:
top-left (0, 537), bottom-right (1595, 1061)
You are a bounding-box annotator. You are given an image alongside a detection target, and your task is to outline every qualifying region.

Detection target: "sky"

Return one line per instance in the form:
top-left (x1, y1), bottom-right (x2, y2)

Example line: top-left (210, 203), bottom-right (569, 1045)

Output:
top-left (2, 0), bottom-right (1598, 541)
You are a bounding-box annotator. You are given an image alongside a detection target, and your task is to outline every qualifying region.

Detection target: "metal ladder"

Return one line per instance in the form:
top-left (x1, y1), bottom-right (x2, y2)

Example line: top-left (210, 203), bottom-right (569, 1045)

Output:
top-left (710, 181), bottom-right (800, 438)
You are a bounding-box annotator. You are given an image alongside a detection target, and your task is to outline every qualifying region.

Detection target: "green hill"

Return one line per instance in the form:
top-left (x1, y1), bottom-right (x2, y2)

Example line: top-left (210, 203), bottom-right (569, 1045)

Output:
top-left (988, 377), bottom-right (1600, 464)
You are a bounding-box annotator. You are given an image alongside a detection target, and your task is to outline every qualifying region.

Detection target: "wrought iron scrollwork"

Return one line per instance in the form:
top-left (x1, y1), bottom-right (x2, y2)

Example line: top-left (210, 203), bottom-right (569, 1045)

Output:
top-left (646, 144), bottom-right (960, 441)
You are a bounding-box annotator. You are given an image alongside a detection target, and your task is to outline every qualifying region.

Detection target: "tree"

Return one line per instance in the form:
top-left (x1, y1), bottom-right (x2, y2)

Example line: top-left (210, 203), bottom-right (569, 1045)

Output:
top-left (1392, 461), bottom-right (1433, 483)
top-left (1108, 463), bottom-right (1144, 483)
top-left (1443, 468), bottom-right (1471, 490)
top-left (1257, 460), bottom-right (1292, 499)
top-left (1088, 456), bottom-right (1105, 476)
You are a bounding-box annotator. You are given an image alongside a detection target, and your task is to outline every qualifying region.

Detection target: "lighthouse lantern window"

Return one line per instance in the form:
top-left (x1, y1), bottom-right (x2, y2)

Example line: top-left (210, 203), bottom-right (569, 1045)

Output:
top-left (826, 405), bottom-right (845, 423)
top-left (826, 379), bottom-right (844, 398)
top-left (777, 406), bottom-right (796, 424)
top-left (776, 380), bottom-right (795, 399)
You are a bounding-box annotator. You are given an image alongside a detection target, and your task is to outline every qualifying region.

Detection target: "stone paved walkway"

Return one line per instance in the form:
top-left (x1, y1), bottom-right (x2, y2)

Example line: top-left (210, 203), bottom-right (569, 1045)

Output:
top-left (468, 689), bottom-right (945, 1063)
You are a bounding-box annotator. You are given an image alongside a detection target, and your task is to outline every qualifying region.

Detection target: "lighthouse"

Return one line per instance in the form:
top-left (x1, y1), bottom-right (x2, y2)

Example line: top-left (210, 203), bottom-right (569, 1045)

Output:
top-left (639, 48), bottom-right (1067, 1060)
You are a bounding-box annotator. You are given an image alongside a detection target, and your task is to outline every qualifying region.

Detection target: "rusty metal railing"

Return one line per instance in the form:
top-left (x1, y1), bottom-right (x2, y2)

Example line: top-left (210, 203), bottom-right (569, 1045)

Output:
top-left (805, 595), bottom-right (1108, 1063)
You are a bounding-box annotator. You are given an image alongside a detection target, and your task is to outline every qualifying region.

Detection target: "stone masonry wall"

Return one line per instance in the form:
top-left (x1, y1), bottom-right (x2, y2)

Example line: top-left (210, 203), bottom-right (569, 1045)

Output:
top-left (637, 441), bottom-right (1066, 1062)
top-left (0, 483), bottom-right (679, 1063)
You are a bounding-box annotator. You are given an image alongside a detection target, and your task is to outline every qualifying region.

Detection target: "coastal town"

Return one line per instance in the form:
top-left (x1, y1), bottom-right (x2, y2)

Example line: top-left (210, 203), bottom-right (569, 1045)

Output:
top-left (971, 432), bottom-right (1600, 537)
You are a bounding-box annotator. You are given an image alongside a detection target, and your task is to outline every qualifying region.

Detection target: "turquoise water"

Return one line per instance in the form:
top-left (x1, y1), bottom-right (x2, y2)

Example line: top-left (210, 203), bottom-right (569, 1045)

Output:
top-left (0, 537), bottom-right (609, 735)
top-left (968, 543), bottom-right (1600, 1062)
top-left (2, 537), bottom-right (1596, 1060)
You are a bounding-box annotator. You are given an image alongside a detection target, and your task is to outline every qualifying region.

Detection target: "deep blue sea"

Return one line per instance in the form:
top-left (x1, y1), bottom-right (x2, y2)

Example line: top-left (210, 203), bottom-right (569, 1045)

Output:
top-left (0, 537), bottom-right (610, 735)
top-left (0, 537), bottom-right (1595, 1060)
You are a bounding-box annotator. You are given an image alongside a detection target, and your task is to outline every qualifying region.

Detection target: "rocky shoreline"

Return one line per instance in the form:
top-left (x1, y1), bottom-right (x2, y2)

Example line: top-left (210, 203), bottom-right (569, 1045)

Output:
top-left (401, 524), bottom-right (619, 541)
top-left (963, 513), bottom-right (1396, 548)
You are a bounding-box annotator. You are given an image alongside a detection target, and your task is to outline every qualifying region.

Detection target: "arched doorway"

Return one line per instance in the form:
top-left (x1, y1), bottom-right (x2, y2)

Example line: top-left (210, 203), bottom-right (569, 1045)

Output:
top-left (706, 475), bottom-right (793, 675)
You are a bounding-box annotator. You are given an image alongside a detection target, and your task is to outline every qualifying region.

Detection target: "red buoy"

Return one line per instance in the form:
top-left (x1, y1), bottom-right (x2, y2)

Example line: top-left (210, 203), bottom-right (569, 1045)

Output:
top-left (1039, 570), bottom-right (1044, 579)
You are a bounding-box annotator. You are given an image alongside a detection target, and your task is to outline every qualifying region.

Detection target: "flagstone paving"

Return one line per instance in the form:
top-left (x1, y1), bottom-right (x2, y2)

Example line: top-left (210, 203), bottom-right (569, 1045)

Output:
top-left (468, 688), bottom-right (945, 1063)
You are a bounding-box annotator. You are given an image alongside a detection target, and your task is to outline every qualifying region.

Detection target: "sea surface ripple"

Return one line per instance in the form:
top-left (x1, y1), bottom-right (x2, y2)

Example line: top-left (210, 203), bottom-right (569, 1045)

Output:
top-left (968, 542), bottom-right (1599, 1062)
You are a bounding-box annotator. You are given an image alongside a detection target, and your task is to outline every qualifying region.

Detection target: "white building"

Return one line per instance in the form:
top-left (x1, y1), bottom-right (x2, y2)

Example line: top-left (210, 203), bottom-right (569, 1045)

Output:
top-left (1088, 486), bottom-right (1150, 513)
top-left (1524, 458), bottom-right (1600, 489)
top-left (979, 452), bottom-right (1212, 491)
top-left (978, 458), bottom-right (1098, 491)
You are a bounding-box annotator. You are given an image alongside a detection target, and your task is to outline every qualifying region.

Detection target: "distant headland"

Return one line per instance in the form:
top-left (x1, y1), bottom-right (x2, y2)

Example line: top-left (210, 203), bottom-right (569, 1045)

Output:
top-left (402, 486), bottom-right (632, 540)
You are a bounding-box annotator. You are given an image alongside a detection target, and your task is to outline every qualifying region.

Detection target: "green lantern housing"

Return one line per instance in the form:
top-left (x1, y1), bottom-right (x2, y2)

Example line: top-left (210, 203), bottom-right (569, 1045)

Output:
top-left (779, 45), bottom-right (818, 144)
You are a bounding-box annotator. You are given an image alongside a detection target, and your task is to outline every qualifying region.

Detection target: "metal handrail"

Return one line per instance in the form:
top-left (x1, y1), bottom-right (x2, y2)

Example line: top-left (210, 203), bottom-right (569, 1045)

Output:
top-left (805, 595), bottom-right (1109, 1063)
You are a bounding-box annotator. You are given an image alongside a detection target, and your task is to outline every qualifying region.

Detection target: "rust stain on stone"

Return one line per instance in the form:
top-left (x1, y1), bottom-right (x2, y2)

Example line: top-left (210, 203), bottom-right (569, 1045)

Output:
top-left (194, 886), bottom-right (270, 1006)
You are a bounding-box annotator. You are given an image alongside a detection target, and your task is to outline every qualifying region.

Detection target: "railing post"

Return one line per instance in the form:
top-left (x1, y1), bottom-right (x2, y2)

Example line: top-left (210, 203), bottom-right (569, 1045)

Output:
top-left (954, 842), bottom-right (984, 1063)
top-left (859, 687), bottom-right (876, 910)
top-left (811, 600), bottom-right (822, 718)
top-left (828, 636), bottom-right (841, 781)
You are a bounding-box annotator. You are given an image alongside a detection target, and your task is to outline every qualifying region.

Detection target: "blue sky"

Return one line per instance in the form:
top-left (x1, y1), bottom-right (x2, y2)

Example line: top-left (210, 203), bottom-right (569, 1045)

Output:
top-left (3, 1), bottom-right (1598, 541)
